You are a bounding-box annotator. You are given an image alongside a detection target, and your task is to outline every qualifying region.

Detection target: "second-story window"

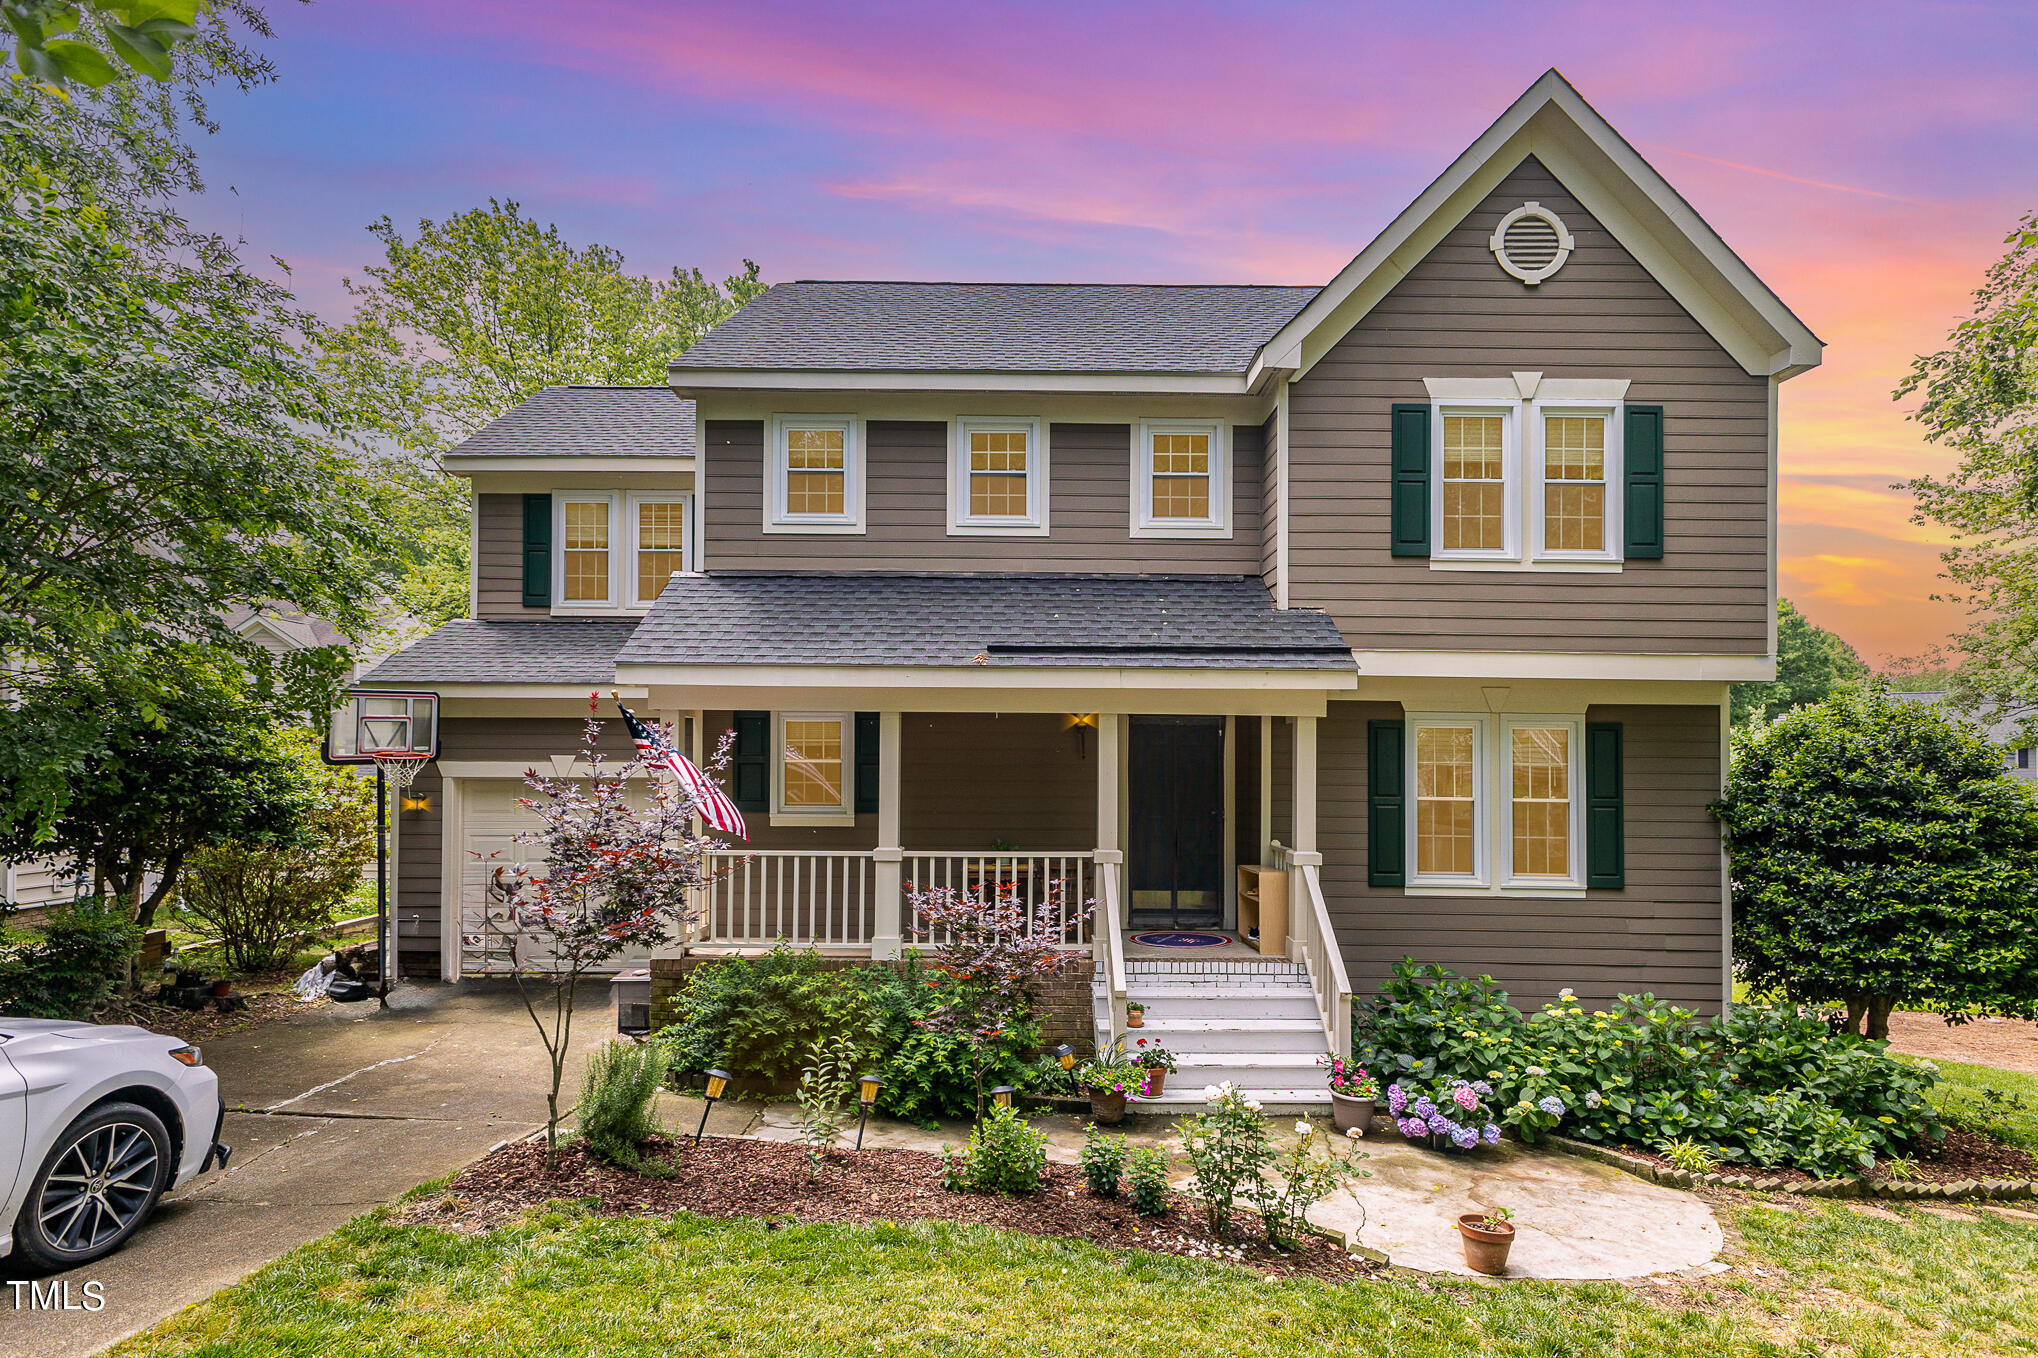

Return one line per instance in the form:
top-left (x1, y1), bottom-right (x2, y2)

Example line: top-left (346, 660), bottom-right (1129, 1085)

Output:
top-left (1438, 411), bottom-right (1514, 558)
top-left (629, 494), bottom-right (690, 604)
top-left (766, 415), bottom-right (863, 533)
top-left (951, 417), bottom-right (1046, 534)
top-left (1533, 406), bottom-right (1621, 561)
top-left (558, 495), bottom-right (615, 606)
top-left (1134, 418), bottom-right (1229, 537)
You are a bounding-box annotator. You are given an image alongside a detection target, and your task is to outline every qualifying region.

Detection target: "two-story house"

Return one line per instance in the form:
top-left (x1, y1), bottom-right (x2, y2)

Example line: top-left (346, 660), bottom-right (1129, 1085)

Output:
top-left (359, 71), bottom-right (1820, 1106)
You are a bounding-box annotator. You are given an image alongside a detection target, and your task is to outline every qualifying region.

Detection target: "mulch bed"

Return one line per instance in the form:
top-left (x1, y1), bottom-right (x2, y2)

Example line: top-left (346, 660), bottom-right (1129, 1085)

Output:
top-left (404, 1136), bottom-right (1381, 1284)
top-left (1613, 1127), bottom-right (2038, 1185)
top-left (103, 988), bottom-right (325, 1043)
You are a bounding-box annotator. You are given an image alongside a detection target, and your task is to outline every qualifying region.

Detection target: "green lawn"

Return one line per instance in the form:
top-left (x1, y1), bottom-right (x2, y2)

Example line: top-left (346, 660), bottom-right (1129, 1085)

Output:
top-left (1925, 1058), bottom-right (2038, 1150)
top-left (110, 1196), bottom-right (2038, 1358)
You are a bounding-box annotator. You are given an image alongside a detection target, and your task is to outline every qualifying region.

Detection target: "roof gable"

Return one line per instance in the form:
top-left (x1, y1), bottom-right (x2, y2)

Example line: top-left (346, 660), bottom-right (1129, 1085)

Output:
top-left (444, 385), bottom-right (697, 462)
top-left (1252, 69), bottom-right (1823, 386)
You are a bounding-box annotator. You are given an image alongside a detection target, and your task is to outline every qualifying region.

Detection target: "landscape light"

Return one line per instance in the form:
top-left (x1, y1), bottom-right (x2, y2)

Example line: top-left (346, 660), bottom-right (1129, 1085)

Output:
top-left (855, 1074), bottom-right (882, 1150)
top-left (990, 1085), bottom-right (1015, 1109)
top-left (696, 1068), bottom-right (731, 1145)
top-left (1053, 1043), bottom-right (1076, 1071)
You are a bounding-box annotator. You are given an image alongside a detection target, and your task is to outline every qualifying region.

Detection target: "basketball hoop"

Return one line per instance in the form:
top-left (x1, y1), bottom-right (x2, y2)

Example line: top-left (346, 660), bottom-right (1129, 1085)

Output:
top-left (369, 751), bottom-right (429, 791)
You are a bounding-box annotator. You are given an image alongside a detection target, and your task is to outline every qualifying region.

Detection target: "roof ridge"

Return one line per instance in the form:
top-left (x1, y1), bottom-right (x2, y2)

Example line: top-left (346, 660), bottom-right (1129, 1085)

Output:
top-left (782, 280), bottom-right (1321, 291)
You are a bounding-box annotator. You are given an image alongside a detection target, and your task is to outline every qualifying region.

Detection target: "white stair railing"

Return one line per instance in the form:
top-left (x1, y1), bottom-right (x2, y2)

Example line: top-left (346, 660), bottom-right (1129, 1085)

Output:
top-left (1095, 856), bottom-right (1126, 1049)
top-left (1270, 840), bottom-right (1352, 1059)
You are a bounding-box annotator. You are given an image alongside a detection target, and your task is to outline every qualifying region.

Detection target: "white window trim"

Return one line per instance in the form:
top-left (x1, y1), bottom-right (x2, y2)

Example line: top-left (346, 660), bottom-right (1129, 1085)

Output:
top-left (1529, 401), bottom-right (1623, 564)
top-left (624, 491), bottom-right (695, 610)
top-left (1430, 405), bottom-right (1520, 563)
top-left (765, 414), bottom-right (864, 534)
top-left (1403, 710), bottom-right (1589, 899)
top-left (948, 416), bottom-right (1048, 536)
top-left (553, 492), bottom-right (619, 613)
top-left (1405, 714), bottom-right (1490, 890)
top-left (1498, 715), bottom-right (1586, 891)
top-left (1132, 418), bottom-right (1231, 538)
top-left (771, 710), bottom-right (855, 827)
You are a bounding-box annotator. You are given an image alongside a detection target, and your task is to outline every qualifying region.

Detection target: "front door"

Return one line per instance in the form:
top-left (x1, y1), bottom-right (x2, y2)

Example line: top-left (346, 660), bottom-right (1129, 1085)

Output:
top-left (1128, 717), bottom-right (1224, 929)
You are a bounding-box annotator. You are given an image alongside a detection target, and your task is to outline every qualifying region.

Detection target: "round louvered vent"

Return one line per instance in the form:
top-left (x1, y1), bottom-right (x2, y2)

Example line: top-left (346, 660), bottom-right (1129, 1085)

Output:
top-left (1489, 202), bottom-right (1575, 285)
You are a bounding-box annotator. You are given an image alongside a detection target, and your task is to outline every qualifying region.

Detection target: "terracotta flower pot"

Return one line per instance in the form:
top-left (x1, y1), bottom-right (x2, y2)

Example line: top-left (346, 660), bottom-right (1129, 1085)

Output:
top-left (1126, 1010), bottom-right (1145, 1028)
top-left (1457, 1213), bottom-right (1515, 1275)
top-left (1141, 1067), bottom-right (1168, 1097)
top-left (1329, 1090), bottom-right (1374, 1134)
top-left (1089, 1089), bottom-right (1128, 1124)
top-left (212, 981), bottom-right (233, 998)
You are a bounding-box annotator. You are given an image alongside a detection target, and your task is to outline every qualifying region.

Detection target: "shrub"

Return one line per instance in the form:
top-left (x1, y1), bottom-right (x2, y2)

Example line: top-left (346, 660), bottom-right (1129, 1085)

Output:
top-left (1080, 1123), bottom-right (1127, 1196)
top-left (1248, 1116), bottom-right (1370, 1247)
top-left (940, 1105), bottom-right (1047, 1196)
top-left (1180, 1082), bottom-right (1275, 1236)
top-left (1125, 1145), bottom-right (1170, 1216)
top-left (0, 902), bottom-right (140, 1018)
top-left (1384, 1077), bottom-right (1504, 1149)
top-left (179, 735), bottom-right (376, 973)
top-left (576, 1040), bottom-right (668, 1176)
top-left (793, 1034), bottom-right (859, 1175)
top-left (1353, 960), bottom-right (1523, 1086)
top-left (1658, 1138), bottom-right (1717, 1174)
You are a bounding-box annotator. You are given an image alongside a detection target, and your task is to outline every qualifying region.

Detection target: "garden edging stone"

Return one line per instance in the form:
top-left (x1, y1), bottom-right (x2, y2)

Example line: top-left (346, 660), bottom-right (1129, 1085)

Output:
top-left (1541, 1133), bottom-right (2038, 1202)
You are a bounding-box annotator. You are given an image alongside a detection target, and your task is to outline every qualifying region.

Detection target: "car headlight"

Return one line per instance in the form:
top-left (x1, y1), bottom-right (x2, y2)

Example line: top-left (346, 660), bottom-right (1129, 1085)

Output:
top-left (169, 1045), bottom-right (203, 1067)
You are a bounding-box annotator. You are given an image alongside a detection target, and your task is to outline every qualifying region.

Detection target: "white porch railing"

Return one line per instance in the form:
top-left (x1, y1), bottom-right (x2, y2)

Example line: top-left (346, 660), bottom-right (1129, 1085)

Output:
top-left (1271, 840), bottom-right (1353, 1060)
top-left (700, 849), bottom-right (877, 946)
top-left (902, 852), bottom-right (1096, 947)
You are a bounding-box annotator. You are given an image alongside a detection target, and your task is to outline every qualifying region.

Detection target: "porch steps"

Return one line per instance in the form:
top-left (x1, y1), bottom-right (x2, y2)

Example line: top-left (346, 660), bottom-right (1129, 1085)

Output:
top-left (1095, 957), bottom-right (1334, 1114)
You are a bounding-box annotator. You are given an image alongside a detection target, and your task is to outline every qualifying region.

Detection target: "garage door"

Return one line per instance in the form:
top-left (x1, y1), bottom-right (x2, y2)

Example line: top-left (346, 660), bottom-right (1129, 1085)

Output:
top-left (456, 778), bottom-right (655, 978)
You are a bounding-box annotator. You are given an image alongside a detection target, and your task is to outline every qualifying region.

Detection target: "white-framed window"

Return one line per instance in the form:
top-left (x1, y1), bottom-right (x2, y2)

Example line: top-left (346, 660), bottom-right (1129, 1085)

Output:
top-left (765, 415), bottom-right (863, 533)
top-left (555, 493), bottom-right (618, 607)
top-left (626, 492), bottom-right (693, 606)
top-left (1133, 419), bottom-right (1230, 537)
top-left (949, 416), bottom-right (1047, 535)
top-left (1406, 713), bottom-right (1585, 893)
top-left (1433, 407), bottom-right (1518, 561)
top-left (773, 711), bottom-right (853, 825)
top-left (1530, 403), bottom-right (1622, 562)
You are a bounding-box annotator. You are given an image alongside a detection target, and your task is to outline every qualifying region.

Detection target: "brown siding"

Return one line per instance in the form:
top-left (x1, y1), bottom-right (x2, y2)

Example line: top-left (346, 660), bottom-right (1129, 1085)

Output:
top-left (475, 493), bottom-right (548, 621)
top-left (1259, 409), bottom-right (1279, 589)
top-left (703, 420), bottom-right (1264, 573)
top-left (1287, 156), bottom-right (1771, 654)
top-left (1318, 700), bottom-right (1725, 1012)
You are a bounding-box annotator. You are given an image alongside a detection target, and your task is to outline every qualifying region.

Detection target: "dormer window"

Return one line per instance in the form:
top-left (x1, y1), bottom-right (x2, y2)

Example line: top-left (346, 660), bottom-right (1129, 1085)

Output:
top-left (765, 415), bottom-right (863, 533)
top-left (950, 417), bottom-right (1046, 534)
top-left (1134, 419), bottom-right (1230, 538)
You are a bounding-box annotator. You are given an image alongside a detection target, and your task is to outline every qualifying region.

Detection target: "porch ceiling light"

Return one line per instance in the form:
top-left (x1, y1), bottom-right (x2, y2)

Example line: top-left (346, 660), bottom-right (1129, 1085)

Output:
top-left (696, 1067), bottom-right (732, 1145)
top-left (855, 1073), bottom-right (882, 1150)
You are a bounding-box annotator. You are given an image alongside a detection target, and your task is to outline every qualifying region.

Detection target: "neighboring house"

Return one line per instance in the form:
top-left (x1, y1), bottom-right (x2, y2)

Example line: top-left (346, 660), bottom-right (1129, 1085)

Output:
top-left (361, 71), bottom-right (1821, 1101)
top-left (1889, 691), bottom-right (2038, 780)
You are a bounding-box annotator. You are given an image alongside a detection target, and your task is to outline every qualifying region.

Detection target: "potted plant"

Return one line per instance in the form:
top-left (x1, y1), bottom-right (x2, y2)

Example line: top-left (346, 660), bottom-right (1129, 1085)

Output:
top-left (1385, 1078), bottom-right (1502, 1153)
top-left (1075, 1050), bottom-right (1142, 1124)
top-left (1125, 1001), bottom-right (1147, 1029)
top-left (1131, 1038), bottom-right (1177, 1096)
top-left (1456, 1206), bottom-right (1515, 1275)
top-left (1319, 1055), bottom-right (1378, 1134)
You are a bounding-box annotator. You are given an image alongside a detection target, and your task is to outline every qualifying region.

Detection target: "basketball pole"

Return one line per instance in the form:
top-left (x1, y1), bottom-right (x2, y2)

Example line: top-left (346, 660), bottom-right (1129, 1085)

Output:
top-left (375, 765), bottom-right (390, 1010)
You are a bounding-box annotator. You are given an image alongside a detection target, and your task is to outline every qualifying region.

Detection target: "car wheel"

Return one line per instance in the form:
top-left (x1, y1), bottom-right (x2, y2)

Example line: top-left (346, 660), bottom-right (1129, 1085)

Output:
top-left (11, 1102), bottom-right (174, 1269)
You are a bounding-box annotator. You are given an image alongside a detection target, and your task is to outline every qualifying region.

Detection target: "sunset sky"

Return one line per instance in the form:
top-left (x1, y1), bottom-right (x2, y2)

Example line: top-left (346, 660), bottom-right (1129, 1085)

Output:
top-left (181, 1), bottom-right (2038, 663)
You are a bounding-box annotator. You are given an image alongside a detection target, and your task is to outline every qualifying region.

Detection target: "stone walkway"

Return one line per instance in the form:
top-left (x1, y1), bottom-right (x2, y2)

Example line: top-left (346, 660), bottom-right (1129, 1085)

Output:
top-left (656, 1092), bottom-right (1724, 1281)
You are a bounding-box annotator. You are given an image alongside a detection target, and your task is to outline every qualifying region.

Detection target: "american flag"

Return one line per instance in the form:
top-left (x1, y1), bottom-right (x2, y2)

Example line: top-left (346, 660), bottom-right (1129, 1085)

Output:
top-left (615, 702), bottom-right (748, 841)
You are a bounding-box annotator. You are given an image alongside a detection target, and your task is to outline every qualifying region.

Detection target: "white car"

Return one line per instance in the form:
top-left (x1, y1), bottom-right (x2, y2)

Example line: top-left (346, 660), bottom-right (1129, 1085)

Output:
top-left (0, 1018), bottom-right (229, 1269)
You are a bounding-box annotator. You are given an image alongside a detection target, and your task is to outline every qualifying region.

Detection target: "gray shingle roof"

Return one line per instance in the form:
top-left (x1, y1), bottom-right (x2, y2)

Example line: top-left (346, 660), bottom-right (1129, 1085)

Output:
top-left (360, 620), bottom-right (640, 686)
top-left (671, 282), bottom-right (1320, 375)
top-left (444, 386), bottom-right (696, 459)
top-left (616, 572), bottom-right (1352, 670)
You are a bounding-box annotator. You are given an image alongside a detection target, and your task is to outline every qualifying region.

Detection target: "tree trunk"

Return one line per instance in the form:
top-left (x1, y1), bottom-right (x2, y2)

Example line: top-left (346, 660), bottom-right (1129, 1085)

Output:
top-left (1866, 995), bottom-right (1897, 1041)
top-left (1842, 995), bottom-right (1870, 1037)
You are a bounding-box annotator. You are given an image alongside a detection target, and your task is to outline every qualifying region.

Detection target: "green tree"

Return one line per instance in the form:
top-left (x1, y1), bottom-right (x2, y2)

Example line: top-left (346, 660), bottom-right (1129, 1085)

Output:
top-left (1899, 211), bottom-right (2038, 741)
top-left (320, 201), bottom-right (765, 624)
top-left (5, 0), bottom-right (200, 88)
top-left (0, 668), bottom-right (314, 927)
top-left (1715, 689), bottom-right (2038, 1038)
top-left (0, 18), bottom-right (390, 833)
top-left (1730, 599), bottom-right (1872, 727)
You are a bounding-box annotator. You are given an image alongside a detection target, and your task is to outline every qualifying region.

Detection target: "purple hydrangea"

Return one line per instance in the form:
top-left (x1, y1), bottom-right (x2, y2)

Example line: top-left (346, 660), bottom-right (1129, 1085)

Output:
top-left (1398, 1116), bottom-right (1427, 1138)
top-left (1538, 1095), bottom-right (1565, 1117)
top-left (1412, 1097), bottom-right (1437, 1120)
top-left (1451, 1126), bottom-right (1480, 1149)
top-left (1482, 1123), bottom-right (1502, 1145)
top-left (1426, 1112), bottom-right (1452, 1136)
top-left (1453, 1084), bottom-right (1479, 1111)
top-left (1472, 1081), bottom-right (1495, 1099)
top-left (1387, 1084), bottom-right (1408, 1115)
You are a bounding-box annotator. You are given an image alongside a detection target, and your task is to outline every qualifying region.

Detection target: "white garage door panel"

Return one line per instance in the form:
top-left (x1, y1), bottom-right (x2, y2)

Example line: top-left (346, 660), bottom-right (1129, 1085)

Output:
top-left (456, 779), bottom-right (653, 977)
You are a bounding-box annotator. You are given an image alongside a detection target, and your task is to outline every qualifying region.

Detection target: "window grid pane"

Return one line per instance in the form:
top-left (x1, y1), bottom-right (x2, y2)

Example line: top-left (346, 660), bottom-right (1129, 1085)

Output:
top-left (563, 501), bottom-right (610, 603)
top-left (635, 501), bottom-right (685, 603)
top-left (783, 720), bottom-right (844, 808)
top-left (968, 429), bottom-right (1031, 518)
top-left (1442, 415), bottom-right (1506, 551)
top-left (785, 429), bottom-right (847, 516)
top-left (1151, 432), bottom-right (1212, 521)
top-left (1511, 726), bottom-right (1570, 877)
top-left (1415, 725), bottom-right (1477, 875)
top-left (1543, 415), bottom-right (1606, 552)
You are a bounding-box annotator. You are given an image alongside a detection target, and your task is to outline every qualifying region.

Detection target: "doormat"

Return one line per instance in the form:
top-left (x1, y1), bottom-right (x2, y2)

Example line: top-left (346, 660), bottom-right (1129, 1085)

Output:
top-left (1130, 931), bottom-right (1232, 948)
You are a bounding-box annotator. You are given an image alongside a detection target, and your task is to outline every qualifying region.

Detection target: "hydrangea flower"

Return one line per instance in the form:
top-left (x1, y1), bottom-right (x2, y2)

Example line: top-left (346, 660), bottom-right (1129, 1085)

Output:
top-left (1399, 1116), bottom-right (1427, 1138)
top-left (1472, 1081), bottom-right (1494, 1099)
top-left (1451, 1126), bottom-right (1480, 1149)
top-left (1425, 1112), bottom-right (1451, 1136)
top-left (1558, 987), bottom-right (1575, 1000)
top-left (1523, 1065), bottom-right (1548, 1078)
top-left (1584, 1090), bottom-right (1603, 1109)
top-left (1453, 1084), bottom-right (1479, 1111)
top-left (1538, 1095), bottom-right (1565, 1117)
top-left (1412, 1097), bottom-right (1437, 1120)
top-left (1482, 1123), bottom-right (1502, 1145)
top-left (1387, 1084), bottom-right (1409, 1115)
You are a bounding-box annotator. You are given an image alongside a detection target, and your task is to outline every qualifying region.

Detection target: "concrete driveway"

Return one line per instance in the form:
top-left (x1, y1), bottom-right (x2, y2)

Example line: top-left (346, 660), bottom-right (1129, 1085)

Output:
top-left (8, 979), bottom-right (615, 1358)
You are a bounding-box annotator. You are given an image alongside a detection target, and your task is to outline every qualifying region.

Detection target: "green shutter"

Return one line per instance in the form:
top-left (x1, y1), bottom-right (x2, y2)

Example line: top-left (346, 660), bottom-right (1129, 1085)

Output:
top-left (521, 494), bottom-right (552, 608)
top-left (1368, 719), bottom-right (1406, 886)
top-left (1585, 721), bottom-right (1625, 888)
top-left (731, 712), bottom-right (769, 813)
top-left (854, 712), bottom-right (879, 814)
top-left (1389, 404), bottom-right (1431, 557)
top-left (1624, 405), bottom-right (1664, 560)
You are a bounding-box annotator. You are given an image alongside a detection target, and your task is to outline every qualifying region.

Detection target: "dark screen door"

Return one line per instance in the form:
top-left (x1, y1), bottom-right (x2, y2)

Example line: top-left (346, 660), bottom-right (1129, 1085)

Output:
top-left (1128, 717), bottom-right (1224, 928)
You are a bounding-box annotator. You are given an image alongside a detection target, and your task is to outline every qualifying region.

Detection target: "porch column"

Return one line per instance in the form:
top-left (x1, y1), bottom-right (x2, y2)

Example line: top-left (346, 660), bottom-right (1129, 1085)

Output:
top-left (1290, 715), bottom-right (1321, 864)
top-left (871, 710), bottom-right (905, 959)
